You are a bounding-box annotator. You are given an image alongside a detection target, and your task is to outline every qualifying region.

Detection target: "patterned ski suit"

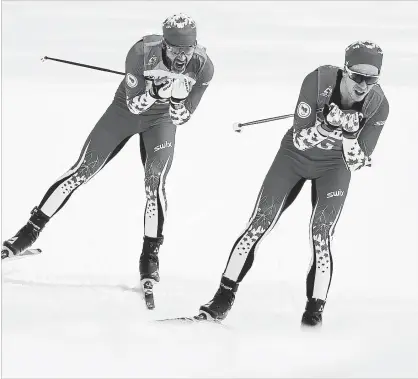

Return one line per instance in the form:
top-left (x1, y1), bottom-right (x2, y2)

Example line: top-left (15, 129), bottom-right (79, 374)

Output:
top-left (37, 35), bottom-right (214, 239)
top-left (222, 65), bottom-right (389, 302)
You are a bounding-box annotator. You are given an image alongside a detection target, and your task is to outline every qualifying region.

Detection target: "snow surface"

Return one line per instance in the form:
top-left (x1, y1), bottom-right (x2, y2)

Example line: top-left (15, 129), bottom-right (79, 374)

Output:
top-left (1, 1), bottom-right (418, 378)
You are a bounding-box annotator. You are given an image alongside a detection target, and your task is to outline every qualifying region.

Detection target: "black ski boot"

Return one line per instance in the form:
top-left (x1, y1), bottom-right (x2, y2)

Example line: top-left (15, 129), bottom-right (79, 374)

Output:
top-left (301, 298), bottom-right (325, 327)
top-left (139, 236), bottom-right (164, 310)
top-left (139, 236), bottom-right (164, 282)
top-left (199, 276), bottom-right (239, 321)
top-left (2, 206), bottom-right (50, 259)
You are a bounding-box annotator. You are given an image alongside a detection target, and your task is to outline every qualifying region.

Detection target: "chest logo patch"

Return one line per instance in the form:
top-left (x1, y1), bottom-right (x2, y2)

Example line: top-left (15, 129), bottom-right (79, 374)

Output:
top-left (297, 102), bottom-right (311, 118)
top-left (126, 73), bottom-right (138, 88)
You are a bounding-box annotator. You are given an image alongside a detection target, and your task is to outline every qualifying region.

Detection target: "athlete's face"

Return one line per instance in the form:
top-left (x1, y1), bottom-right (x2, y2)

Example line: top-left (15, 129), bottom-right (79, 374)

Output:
top-left (341, 64), bottom-right (380, 102)
top-left (163, 41), bottom-right (196, 73)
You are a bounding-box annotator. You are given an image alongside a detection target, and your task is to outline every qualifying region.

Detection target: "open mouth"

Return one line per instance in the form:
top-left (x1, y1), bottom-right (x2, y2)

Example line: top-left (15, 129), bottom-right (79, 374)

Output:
top-left (173, 59), bottom-right (187, 73)
top-left (354, 89), bottom-right (365, 96)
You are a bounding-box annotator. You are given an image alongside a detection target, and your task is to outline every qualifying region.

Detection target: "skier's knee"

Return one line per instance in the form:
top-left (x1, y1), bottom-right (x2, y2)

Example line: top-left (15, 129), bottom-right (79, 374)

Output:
top-left (144, 159), bottom-right (167, 191)
top-left (62, 150), bottom-right (103, 191)
top-left (248, 203), bottom-right (278, 232)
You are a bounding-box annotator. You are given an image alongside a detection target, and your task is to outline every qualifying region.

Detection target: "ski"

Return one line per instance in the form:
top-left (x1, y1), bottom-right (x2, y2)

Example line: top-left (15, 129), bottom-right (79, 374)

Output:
top-left (156, 312), bottom-right (221, 324)
top-left (141, 279), bottom-right (155, 310)
top-left (1, 248), bottom-right (42, 261)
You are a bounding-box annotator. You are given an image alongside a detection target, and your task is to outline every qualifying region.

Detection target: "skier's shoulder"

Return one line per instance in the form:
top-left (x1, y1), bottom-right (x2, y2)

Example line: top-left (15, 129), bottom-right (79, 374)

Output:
top-left (366, 84), bottom-right (389, 119)
top-left (302, 65), bottom-right (340, 79)
top-left (126, 38), bottom-right (146, 61)
top-left (314, 65), bottom-right (341, 85)
top-left (127, 34), bottom-right (164, 57)
top-left (300, 67), bottom-right (321, 90)
top-left (191, 44), bottom-right (213, 84)
top-left (198, 53), bottom-right (214, 83)
top-left (317, 64), bottom-right (340, 75)
top-left (370, 84), bottom-right (388, 105)
top-left (302, 64), bottom-right (339, 82)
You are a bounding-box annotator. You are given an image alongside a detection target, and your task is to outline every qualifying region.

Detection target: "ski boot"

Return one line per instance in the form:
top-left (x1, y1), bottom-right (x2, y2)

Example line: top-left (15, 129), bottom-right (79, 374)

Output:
top-left (2, 206), bottom-right (50, 260)
top-left (301, 298), bottom-right (325, 327)
top-left (139, 235), bottom-right (164, 309)
top-left (199, 276), bottom-right (239, 321)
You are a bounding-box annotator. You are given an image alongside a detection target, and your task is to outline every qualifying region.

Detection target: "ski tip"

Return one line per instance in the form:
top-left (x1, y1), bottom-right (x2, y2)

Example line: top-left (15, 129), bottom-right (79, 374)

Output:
top-left (2, 247), bottom-right (42, 261)
top-left (155, 312), bottom-right (220, 324)
top-left (155, 317), bottom-right (195, 323)
top-left (145, 295), bottom-right (155, 310)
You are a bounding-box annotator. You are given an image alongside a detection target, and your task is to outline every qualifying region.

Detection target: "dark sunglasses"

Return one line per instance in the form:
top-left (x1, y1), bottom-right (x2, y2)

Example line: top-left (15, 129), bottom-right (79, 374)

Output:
top-left (346, 67), bottom-right (380, 85)
top-left (164, 40), bottom-right (196, 56)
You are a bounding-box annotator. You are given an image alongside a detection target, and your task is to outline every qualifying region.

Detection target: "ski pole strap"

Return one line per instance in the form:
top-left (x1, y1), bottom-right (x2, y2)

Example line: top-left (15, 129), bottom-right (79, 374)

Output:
top-left (41, 56), bottom-right (125, 76)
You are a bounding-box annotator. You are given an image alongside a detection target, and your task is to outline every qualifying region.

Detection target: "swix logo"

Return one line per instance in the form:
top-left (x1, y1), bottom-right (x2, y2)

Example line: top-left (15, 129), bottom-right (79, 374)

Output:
top-left (327, 189), bottom-right (344, 198)
top-left (154, 141), bottom-right (172, 152)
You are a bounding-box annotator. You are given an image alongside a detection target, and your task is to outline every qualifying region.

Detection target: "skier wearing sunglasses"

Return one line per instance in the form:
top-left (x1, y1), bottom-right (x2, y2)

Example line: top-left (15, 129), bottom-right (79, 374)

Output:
top-left (2, 13), bottom-right (214, 309)
top-left (197, 40), bottom-right (389, 327)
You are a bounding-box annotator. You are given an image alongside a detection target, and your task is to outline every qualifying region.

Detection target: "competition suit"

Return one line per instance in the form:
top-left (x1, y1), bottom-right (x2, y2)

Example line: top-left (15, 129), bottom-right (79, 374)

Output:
top-left (221, 65), bottom-right (389, 303)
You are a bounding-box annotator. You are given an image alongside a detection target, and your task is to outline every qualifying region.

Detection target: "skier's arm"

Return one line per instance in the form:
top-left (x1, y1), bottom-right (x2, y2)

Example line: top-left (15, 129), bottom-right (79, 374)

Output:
top-left (342, 96), bottom-right (389, 171)
top-left (292, 70), bottom-right (329, 151)
top-left (124, 41), bottom-right (158, 115)
top-left (169, 56), bottom-right (214, 126)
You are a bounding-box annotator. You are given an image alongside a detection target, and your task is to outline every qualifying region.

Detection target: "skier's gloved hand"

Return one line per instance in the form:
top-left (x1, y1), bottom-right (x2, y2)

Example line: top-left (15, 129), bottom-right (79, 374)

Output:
top-left (149, 77), bottom-right (173, 100)
top-left (322, 103), bottom-right (344, 132)
top-left (170, 76), bottom-right (193, 106)
top-left (341, 111), bottom-right (364, 139)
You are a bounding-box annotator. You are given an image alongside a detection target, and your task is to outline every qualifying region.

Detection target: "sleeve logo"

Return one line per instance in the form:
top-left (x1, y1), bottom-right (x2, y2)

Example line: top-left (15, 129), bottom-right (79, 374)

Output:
top-left (126, 73), bottom-right (138, 88)
top-left (297, 102), bottom-right (311, 118)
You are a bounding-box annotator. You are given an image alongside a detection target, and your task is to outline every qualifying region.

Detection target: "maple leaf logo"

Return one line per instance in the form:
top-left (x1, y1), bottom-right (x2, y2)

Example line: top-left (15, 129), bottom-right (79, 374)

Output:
top-left (346, 40), bottom-right (383, 54)
top-left (164, 13), bottom-right (196, 29)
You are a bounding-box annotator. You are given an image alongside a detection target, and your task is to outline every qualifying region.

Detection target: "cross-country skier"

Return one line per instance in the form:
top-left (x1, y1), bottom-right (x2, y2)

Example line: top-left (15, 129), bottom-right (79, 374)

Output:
top-left (2, 13), bottom-right (214, 308)
top-left (198, 41), bottom-right (389, 326)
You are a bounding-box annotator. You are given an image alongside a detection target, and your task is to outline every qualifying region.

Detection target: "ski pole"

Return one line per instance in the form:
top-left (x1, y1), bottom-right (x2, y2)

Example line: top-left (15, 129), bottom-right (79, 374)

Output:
top-left (233, 113), bottom-right (294, 133)
top-left (41, 56), bottom-right (294, 134)
top-left (41, 56), bottom-right (125, 76)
